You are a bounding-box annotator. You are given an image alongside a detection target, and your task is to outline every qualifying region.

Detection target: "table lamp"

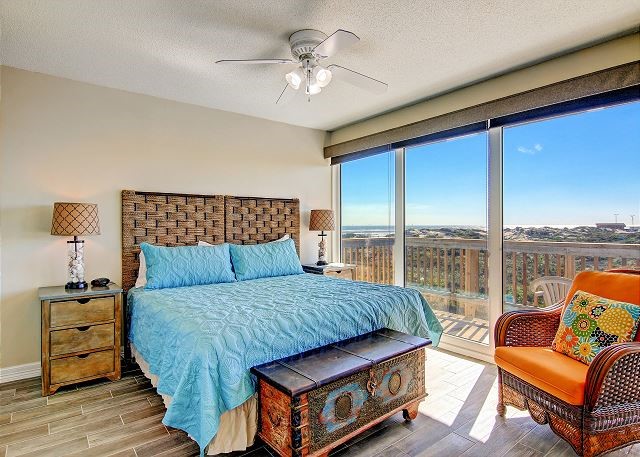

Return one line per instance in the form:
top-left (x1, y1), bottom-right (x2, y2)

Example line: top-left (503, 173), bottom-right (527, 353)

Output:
top-left (309, 209), bottom-right (335, 266)
top-left (51, 202), bottom-right (100, 289)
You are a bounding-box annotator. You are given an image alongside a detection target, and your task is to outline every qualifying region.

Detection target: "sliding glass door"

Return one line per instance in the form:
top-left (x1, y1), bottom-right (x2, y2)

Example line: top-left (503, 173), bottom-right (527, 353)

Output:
top-left (338, 99), bottom-right (639, 359)
top-left (405, 133), bottom-right (489, 344)
top-left (340, 152), bottom-right (395, 284)
top-left (503, 102), bottom-right (640, 312)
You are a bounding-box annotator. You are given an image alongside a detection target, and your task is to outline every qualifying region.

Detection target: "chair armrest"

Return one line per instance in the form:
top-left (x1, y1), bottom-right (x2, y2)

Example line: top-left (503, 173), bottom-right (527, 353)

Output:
top-left (585, 342), bottom-right (640, 412)
top-left (495, 303), bottom-right (563, 347)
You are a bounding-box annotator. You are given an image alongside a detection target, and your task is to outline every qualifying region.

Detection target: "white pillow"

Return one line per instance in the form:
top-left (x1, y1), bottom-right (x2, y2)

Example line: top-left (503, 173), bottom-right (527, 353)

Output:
top-left (197, 234), bottom-right (290, 247)
top-left (134, 249), bottom-right (147, 288)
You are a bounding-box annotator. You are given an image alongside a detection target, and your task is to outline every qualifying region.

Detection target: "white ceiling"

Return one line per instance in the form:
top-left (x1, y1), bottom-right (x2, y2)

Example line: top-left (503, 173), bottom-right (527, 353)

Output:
top-left (2, 1), bottom-right (639, 131)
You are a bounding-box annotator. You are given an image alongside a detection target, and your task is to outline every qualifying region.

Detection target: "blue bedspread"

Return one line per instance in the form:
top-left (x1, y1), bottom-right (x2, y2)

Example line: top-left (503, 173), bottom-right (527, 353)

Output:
top-left (128, 273), bottom-right (442, 453)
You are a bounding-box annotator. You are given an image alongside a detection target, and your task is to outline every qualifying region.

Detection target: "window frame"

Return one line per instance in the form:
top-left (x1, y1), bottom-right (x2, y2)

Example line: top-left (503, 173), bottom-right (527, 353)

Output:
top-left (336, 93), bottom-right (639, 362)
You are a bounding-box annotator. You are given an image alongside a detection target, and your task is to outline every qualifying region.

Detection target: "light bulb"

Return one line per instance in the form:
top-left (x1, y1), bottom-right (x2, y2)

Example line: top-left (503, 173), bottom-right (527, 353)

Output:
top-left (306, 84), bottom-right (321, 95)
top-left (285, 69), bottom-right (302, 90)
top-left (315, 67), bottom-right (332, 88)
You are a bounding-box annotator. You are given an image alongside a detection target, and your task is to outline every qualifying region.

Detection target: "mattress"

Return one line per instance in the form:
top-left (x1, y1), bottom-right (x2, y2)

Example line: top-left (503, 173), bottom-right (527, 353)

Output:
top-left (127, 273), bottom-right (442, 455)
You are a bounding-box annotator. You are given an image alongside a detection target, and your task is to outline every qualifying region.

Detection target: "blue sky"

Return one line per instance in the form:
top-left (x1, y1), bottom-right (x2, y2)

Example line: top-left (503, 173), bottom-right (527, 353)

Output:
top-left (341, 101), bottom-right (640, 227)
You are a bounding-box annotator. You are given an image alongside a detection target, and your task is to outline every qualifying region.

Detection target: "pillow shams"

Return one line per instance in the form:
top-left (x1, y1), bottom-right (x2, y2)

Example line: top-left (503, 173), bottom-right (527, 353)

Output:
top-left (228, 238), bottom-right (303, 281)
top-left (136, 236), bottom-right (292, 288)
top-left (140, 242), bottom-right (235, 289)
top-left (135, 249), bottom-right (147, 288)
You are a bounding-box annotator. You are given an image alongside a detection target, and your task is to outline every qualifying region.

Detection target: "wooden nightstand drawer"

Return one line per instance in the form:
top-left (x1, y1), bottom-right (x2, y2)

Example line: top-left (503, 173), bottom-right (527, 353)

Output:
top-left (50, 296), bottom-right (115, 327)
top-left (50, 349), bottom-right (115, 385)
top-left (325, 269), bottom-right (354, 280)
top-left (50, 323), bottom-right (114, 356)
top-left (40, 284), bottom-right (123, 395)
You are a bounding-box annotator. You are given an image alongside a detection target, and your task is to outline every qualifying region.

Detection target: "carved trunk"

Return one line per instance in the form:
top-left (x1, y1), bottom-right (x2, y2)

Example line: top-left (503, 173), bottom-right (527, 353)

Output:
top-left (251, 329), bottom-right (430, 457)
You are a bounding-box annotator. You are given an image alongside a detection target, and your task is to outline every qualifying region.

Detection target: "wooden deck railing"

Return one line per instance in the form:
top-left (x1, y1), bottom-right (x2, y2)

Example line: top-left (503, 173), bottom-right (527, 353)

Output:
top-left (341, 237), bottom-right (396, 285)
top-left (502, 240), bottom-right (640, 306)
top-left (341, 237), bottom-right (640, 312)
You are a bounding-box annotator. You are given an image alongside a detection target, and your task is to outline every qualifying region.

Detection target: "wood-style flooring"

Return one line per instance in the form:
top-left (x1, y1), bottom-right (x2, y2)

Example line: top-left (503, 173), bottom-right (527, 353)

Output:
top-left (1, 349), bottom-right (638, 457)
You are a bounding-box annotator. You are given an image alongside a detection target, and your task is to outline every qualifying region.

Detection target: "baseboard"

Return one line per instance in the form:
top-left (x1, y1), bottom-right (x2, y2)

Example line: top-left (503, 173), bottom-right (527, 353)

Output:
top-left (0, 362), bottom-right (41, 384)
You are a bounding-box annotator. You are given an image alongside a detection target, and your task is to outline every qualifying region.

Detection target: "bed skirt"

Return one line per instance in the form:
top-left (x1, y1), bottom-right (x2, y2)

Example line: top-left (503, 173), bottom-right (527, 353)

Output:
top-left (131, 344), bottom-right (258, 455)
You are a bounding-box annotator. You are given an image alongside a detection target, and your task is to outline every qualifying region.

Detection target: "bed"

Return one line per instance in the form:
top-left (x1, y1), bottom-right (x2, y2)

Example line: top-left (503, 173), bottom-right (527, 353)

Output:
top-left (121, 190), bottom-right (443, 455)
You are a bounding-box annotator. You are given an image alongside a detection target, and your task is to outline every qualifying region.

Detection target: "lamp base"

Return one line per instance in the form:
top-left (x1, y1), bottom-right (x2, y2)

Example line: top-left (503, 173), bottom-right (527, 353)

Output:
top-left (316, 231), bottom-right (328, 266)
top-left (65, 281), bottom-right (88, 290)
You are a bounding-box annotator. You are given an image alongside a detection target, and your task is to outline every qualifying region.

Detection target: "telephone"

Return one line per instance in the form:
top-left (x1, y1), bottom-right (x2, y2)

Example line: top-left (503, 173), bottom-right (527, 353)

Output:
top-left (91, 277), bottom-right (111, 287)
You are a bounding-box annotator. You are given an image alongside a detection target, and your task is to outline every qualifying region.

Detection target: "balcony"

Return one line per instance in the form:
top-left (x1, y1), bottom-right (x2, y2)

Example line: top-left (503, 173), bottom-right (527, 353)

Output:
top-left (341, 236), bottom-right (640, 344)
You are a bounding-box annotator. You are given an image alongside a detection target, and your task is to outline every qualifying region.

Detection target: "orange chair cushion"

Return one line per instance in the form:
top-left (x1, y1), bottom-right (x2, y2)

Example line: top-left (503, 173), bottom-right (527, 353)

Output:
top-left (495, 346), bottom-right (589, 405)
top-left (563, 271), bottom-right (640, 341)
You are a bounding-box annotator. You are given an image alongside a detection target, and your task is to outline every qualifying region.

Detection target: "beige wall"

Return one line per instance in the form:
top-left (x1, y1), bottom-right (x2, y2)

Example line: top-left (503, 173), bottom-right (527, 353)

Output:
top-left (0, 66), bottom-right (329, 369)
top-left (327, 33), bottom-right (640, 146)
top-left (2, 33), bottom-right (638, 371)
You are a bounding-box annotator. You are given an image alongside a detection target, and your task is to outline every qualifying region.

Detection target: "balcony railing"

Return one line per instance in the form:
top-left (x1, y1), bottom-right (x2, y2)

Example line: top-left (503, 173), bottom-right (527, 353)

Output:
top-left (342, 237), bottom-right (396, 285)
top-left (341, 237), bottom-right (640, 318)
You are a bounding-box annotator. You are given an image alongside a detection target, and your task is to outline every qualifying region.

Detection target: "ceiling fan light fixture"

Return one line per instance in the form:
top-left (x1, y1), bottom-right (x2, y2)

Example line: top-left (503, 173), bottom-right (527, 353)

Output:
top-left (315, 67), bottom-right (332, 88)
top-left (285, 69), bottom-right (302, 90)
top-left (306, 84), bottom-right (321, 95)
top-left (216, 28), bottom-right (389, 104)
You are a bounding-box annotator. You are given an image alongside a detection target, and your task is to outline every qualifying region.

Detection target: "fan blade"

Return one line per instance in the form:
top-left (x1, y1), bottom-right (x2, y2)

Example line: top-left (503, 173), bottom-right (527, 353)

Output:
top-left (276, 84), bottom-right (297, 105)
top-left (328, 65), bottom-right (388, 94)
top-left (215, 59), bottom-right (296, 64)
top-left (313, 29), bottom-right (359, 58)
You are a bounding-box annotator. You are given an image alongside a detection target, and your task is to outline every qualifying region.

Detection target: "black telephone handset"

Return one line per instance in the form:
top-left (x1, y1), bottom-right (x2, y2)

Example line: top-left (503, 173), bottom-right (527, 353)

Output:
top-left (91, 277), bottom-right (111, 287)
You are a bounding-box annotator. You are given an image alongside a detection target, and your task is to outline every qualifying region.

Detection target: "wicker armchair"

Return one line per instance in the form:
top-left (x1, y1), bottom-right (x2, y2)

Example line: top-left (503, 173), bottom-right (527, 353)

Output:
top-left (495, 270), bottom-right (640, 457)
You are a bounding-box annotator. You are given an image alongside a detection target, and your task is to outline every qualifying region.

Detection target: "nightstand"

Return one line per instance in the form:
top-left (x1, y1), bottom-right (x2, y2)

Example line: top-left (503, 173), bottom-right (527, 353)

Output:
top-left (39, 284), bottom-right (122, 396)
top-left (302, 263), bottom-right (357, 280)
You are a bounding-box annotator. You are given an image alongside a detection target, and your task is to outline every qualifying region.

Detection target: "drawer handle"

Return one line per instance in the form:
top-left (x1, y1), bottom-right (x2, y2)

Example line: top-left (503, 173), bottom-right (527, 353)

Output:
top-left (335, 270), bottom-right (342, 274)
top-left (77, 326), bottom-right (91, 332)
top-left (77, 298), bottom-right (91, 304)
top-left (77, 354), bottom-right (90, 359)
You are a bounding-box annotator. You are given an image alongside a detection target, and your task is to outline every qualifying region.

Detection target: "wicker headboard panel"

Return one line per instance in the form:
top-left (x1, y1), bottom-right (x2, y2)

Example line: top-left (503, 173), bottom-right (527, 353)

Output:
top-left (121, 190), bottom-right (226, 292)
top-left (225, 196), bottom-right (300, 251)
top-left (121, 190), bottom-right (300, 292)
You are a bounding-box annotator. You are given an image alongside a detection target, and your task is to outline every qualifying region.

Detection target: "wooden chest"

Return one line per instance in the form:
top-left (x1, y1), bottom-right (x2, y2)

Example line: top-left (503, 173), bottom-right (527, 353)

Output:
top-left (251, 329), bottom-right (431, 457)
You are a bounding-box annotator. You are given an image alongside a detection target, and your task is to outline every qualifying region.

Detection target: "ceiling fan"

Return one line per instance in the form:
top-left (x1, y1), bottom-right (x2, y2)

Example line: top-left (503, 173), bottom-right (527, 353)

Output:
top-left (216, 29), bottom-right (388, 104)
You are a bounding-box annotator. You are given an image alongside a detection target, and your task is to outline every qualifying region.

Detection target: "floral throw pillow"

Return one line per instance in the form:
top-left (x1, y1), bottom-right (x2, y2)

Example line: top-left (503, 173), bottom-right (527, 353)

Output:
top-left (552, 290), bottom-right (640, 364)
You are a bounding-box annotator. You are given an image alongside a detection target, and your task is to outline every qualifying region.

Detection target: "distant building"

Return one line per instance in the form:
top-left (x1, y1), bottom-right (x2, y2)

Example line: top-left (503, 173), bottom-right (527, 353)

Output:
top-left (596, 222), bottom-right (626, 229)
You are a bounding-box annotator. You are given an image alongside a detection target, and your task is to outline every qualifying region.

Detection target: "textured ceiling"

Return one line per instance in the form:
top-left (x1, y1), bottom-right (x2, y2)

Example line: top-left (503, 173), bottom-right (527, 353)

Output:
top-left (2, 1), bottom-right (639, 131)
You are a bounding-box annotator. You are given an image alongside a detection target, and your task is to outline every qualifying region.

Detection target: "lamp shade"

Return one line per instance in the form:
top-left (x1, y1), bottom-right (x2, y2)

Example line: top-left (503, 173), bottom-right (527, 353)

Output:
top-left (51, 202), bottom-right (100, 236)
top-left (309, 209), bottom-right (335, 232)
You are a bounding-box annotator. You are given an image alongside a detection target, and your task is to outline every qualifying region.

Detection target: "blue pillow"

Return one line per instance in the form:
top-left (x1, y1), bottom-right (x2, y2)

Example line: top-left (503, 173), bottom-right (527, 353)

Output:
top-left (140, 242), bottom-right (235, 290)
top-left (229, 238), bottom-right (303, 281)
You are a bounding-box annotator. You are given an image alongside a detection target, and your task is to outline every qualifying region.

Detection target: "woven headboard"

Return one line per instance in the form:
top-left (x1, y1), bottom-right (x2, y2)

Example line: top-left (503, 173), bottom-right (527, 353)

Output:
top-left (121, 190), bottom-right (300, 291)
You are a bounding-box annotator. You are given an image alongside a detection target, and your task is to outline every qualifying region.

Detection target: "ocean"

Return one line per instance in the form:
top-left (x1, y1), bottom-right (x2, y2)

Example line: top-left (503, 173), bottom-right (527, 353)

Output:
top-left (343, 224), bottom-right (601, 232)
